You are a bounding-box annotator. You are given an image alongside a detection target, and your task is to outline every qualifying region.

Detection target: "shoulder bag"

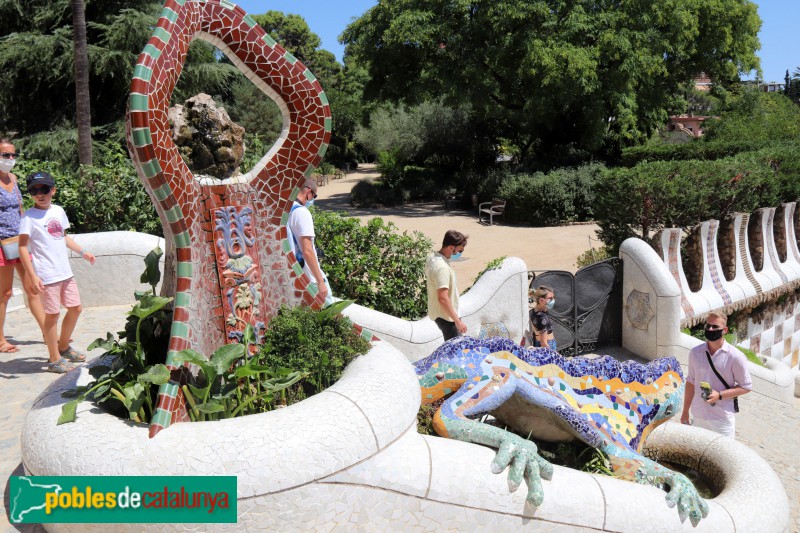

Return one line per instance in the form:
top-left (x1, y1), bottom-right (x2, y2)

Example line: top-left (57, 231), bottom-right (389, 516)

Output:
top-left (705, 350), bottom-right (739, 413)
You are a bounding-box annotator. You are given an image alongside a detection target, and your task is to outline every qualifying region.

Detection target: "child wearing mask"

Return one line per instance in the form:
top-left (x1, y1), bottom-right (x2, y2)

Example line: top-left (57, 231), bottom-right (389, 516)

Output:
top-left (530, 285), bottom-right (557, 350)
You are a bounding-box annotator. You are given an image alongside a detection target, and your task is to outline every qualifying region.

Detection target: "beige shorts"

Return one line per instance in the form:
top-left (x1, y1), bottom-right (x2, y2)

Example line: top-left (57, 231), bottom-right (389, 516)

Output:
top-left (42, 278), bottom-right (81, 315)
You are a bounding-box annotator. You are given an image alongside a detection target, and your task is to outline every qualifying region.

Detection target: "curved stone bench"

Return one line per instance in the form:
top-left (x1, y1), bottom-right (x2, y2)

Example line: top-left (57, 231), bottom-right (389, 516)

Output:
top-left (343, 256), bottom-right (529, 362)
top-left (22, 339), bottom-right (788, 531)
top-left (68, 231), bottom-right (165, 307)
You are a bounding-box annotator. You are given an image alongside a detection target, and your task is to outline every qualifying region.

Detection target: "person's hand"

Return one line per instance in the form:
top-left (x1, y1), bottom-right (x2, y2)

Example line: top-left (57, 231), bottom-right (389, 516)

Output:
top-left (83, 251), bottom-right (96, 265)
top-left (26, 275), bottom-right (44, 296)
top-left (316, 282), bottom-right (328, 303)
top-left (455, 318), bottom-right (468, 334)
top-left (705, 391), bottom-right (720, 406)
top-left (680, 412), bottom-right (690, 425)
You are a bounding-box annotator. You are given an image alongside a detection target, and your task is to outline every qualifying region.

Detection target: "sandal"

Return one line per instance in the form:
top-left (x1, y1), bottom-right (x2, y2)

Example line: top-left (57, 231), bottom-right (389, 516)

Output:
top-left (47, 358), bottom-right (73, 374)
top-left (59, 345), bottom-right (86, 362)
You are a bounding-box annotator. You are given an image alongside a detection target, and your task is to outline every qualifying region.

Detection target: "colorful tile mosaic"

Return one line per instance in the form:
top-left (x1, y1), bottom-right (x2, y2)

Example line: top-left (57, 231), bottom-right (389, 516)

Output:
top-left (415, 336), bottom-right (708, 525)
top-left (125, 0), bottom-right (331, 437)
top-left (665, 230), bottom-right (695, 316)
top-left (705, 220), bottom-right (732, 305)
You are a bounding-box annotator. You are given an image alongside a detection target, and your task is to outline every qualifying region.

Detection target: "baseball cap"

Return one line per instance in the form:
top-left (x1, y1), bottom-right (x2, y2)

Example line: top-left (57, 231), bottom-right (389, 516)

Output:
top-left (26, 171), bottom-right (56, 191)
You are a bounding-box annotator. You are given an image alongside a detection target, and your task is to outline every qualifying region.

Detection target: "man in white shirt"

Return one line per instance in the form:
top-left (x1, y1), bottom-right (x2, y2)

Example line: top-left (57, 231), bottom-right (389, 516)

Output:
top-left (680, 312), bottom-right (752, 438)
top-left (424, 230), bottom-right (468, 341)
top-left (287, 178), bottom-right (331, 304)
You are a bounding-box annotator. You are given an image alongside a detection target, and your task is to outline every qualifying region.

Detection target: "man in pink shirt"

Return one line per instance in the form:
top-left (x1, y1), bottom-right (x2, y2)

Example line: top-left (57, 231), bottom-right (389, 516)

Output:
top-left (680, 312), bottom-right (752, 438)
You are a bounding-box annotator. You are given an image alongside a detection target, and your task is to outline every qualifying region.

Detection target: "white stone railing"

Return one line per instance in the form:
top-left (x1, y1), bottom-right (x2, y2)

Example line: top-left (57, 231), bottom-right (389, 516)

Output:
top-left (620, 202), bottom-right (800, 399)
top-left (342, 256), bottom-right (529, 362)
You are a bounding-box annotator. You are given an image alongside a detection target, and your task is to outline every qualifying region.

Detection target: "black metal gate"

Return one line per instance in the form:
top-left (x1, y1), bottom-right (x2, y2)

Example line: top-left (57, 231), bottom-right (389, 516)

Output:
top-left (528, 258), bottom-right (622, 357)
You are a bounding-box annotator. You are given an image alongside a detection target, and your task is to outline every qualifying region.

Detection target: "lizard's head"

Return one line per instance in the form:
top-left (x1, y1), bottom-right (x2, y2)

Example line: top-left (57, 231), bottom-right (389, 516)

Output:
top-left (651, 375), bottom-right (685, 424)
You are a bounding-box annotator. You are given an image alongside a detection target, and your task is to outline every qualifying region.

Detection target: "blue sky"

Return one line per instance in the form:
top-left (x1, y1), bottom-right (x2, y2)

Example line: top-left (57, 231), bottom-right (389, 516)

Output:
top-left (236, 0), bottom-right (796, 83)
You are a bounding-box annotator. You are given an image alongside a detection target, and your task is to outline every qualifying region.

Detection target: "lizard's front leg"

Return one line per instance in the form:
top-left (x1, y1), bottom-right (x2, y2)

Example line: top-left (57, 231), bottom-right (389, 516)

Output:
top-left (605, 447), bottom-right (709, 526)
top-left (435, 398), bottom-right (554, 506)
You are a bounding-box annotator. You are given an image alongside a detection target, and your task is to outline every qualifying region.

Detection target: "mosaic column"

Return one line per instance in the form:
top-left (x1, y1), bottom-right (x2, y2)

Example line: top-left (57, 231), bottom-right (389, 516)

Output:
top-left (125, 0), bottom-right (330, 436)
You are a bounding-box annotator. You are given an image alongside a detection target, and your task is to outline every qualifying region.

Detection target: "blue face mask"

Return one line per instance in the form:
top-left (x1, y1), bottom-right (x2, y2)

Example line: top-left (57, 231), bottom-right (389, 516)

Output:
top-left (306, 198), bottom-right (315, 208)
top-left (547, 299), bottom-right (555, 310)
top-left (451, 252), bottom-right (462, 260)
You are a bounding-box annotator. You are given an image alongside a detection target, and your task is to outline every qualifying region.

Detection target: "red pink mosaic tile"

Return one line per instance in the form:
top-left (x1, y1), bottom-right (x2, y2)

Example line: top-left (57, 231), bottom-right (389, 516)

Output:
top-left (125, 0), bottom-right (331, 436)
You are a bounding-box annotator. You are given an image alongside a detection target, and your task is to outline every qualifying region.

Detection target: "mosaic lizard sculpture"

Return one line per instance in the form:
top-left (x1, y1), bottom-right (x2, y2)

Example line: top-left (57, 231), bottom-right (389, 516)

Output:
top-left (415, 336), bottom-right (709, 526)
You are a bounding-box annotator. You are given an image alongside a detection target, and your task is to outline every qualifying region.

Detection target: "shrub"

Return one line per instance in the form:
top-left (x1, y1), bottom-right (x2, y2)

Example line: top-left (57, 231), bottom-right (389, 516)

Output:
top-left (575, 246), bottom-right (613, 269)
top-left (351, 179), bottom-right (379, 207)
top-left (257, 303), bottom-right (371, 402)
top-left (594, 156), bottom-right (779, 255)
top-left (314, 209), bottom-right (431, 319)
top-left (475, 164), bottom-right (606, 226)
top-left (14, 140), bottom-right (161, 235)
top-left (620, 140), bottom-right (778, 167)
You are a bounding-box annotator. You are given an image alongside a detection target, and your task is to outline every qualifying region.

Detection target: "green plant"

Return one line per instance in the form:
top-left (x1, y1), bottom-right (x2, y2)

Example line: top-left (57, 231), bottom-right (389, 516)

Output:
top-left (59, 248), bottom-right (174, 424)
top-left (576, 246), bottom-right (613, 269)
top-left (173, 325), bottom-right (307, 421)
top-left (14, 140), bottom-right (161, 235)
top-left (58, 292), bottom-right (173, 425)
top-left (463, 256), bottom-right (507, 294)
top-left (314, 210), bottom-right (431, 319)
top-left (594, 156), bottom-right (779, 255)
top-left (257, 301), bottom-right (371, 403)
top-left (537, 441), bottom-right (613, 476)
top-left (350, 179), bottom-right (378, 207)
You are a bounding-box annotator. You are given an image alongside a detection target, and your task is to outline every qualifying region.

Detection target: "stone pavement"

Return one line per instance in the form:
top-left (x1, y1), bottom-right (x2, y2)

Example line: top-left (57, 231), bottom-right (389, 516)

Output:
top-left (1, 304), bottom-right (129, 532)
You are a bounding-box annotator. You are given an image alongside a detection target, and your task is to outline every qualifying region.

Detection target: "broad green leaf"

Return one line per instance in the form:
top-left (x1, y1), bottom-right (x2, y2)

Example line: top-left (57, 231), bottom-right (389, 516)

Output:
top-left (317, 299), bottom-right (353, 321)
top-left (57, 400), bottom-right (79, 425)
top-left (172, 349), bottom-right (214, 378)
top-left (140, 246), bottom-right (163, 288)
top-left (209, 343), bottom-right (245, 375)
top-left (129, 294), bottom-right (173, 319)
top-left (233, 364), bottom-right (273, 378)
top-left (137, 364), bottom-right (170, 385)
top-left (196, 401), bottom-right (225, 414)
top-left (88, 333), bottom-right (118, 352)
top-left (242, 323), bottom-right (256, 347)
top-left (88, 365), bottom-right (112, 380)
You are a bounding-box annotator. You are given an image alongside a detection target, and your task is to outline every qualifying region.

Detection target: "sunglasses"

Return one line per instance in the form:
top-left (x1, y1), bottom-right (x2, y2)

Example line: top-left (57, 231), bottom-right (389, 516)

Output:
top-left (0, 152), bottom-right (18, 159)
top-left (29, 185), bottom-right (52, 195)
top-left (704, 324), bottom-right (723, 330)
top-left (304, 186), bottom-right (318, 199)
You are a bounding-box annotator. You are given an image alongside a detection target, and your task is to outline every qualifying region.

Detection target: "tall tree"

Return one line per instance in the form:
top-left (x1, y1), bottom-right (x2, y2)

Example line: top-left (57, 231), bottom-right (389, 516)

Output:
top-left (71, 0), bottom-right (92, 166)
top-left (0, 0), bottom-right (162, 137)
top-left (342, 0), bottom-right (762, 162)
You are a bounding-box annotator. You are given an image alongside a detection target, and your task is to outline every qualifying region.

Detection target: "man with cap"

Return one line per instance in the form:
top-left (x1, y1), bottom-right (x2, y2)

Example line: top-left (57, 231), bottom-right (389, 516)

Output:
top-left (287, 178), bottom-right (331, 304)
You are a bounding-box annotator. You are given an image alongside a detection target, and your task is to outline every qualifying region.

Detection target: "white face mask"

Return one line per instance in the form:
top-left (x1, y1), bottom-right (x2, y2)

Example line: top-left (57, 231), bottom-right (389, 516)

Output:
top-left (0, 158), bottom-right (15, 173)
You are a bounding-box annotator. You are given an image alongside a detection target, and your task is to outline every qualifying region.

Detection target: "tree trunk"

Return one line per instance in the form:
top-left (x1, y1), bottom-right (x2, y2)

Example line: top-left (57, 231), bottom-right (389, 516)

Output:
top-left (71, 0), bottom-right (92, 166)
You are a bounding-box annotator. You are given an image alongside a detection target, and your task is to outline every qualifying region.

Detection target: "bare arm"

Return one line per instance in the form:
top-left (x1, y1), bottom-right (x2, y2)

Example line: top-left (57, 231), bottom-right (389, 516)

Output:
top-left (709, 385), bottom-right (750, 404)
top-left (437, 287), bottom-right (467, 333)
top-left (299, 235), bottom-right (327, 302)
top-left (18, 234), bottom-right (43, 295)
top-left (680, 381), bottom-right (694, 424)
top-left (65, 234), bottom-right (95, 264)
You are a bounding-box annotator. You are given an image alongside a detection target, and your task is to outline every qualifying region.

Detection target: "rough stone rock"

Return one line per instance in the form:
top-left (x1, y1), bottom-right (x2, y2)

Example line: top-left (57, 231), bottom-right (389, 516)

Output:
top-left (168, 93), bottom-right (245, 179)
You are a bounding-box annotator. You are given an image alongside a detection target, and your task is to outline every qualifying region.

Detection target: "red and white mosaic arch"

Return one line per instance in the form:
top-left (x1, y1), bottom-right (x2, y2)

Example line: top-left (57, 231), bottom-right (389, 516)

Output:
top-left (125, 0), bottom-right (330, 436)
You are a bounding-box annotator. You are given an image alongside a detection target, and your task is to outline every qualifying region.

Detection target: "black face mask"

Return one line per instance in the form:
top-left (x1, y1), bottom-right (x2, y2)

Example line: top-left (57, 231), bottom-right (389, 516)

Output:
top-left (704, 327), bottom-right (724, 342)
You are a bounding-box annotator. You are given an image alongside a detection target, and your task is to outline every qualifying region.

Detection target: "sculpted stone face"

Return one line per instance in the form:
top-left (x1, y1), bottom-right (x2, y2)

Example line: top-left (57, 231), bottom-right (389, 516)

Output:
top-left (416, 336), bottom-right (709, 526)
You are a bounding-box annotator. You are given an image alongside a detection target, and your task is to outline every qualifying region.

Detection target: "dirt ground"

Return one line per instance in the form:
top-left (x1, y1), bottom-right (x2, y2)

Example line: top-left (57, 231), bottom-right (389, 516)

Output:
top-left (314, 164), bottom-right (602, 286)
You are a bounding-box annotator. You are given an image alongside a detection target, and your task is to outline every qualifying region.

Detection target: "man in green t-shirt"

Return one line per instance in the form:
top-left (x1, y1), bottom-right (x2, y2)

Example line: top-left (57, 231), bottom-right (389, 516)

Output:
top-left (424, 230), bottom-right (468, 341)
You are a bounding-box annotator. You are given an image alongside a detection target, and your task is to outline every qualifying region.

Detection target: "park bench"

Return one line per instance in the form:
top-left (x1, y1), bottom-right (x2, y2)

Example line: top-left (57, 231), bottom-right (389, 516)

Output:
top-left (478, 199), bottom-right (506, 225)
